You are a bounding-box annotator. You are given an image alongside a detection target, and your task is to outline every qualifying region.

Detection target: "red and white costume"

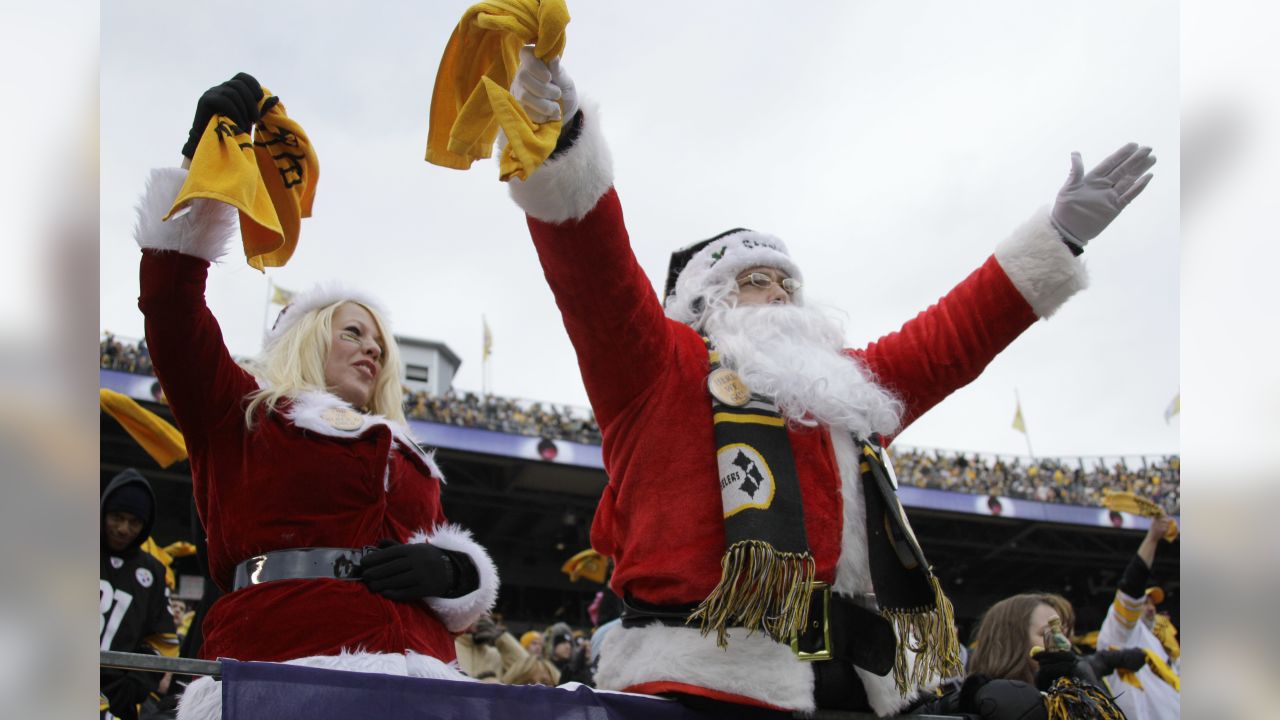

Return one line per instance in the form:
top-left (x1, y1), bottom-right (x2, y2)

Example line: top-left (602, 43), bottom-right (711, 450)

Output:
top-left (508, 109), bottom-right (1089, 715)
top-left (133, 168), bottom-right (499, 718)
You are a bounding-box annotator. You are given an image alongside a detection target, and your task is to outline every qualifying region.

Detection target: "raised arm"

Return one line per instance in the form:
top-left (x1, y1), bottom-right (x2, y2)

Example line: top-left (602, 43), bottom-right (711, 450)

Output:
top-left (1097, 516), bottom-right (1173, 648)
top-left (137, 74), bottom-right (269, 446)
top-left (507, 52), bottom-right (677, 427)
top-left (857, 144), bottom-right (1156, 435)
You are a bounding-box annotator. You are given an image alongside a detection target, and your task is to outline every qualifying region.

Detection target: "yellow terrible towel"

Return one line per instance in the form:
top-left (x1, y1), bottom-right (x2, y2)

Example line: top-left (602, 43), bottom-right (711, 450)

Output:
top-left (165, 89), bottom-right (319, 271)
top-left (100, 388), bottom-right (187, 468)
top-left (1102, 489), bottom-right (1179, 541)
top-left (426, 0), bottom-right (569, 181)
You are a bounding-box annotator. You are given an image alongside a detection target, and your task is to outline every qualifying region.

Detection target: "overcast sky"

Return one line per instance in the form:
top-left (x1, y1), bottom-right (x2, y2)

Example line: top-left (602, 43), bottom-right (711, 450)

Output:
top-left (99, 0), bottom-right (1178, 460)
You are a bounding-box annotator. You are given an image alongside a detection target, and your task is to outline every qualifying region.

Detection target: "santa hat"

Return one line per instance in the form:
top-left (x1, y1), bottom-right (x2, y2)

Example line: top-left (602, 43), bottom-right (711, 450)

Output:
top-left (663, 228), bottom-right (803, 327)
top-left (264, 281), bottom-right (392, 352)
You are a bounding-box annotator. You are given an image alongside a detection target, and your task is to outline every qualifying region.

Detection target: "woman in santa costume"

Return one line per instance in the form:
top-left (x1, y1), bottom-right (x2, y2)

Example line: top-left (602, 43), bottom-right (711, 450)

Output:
top-left (133, 74), bottom-right (499, 719)
top-left (501, 49), bottom-right (1155, 717)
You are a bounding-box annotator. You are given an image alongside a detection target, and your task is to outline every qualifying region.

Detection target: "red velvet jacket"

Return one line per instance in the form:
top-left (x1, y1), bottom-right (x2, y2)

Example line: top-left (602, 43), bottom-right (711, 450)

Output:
top-left (528, 187), bottom-right (1038, 605)
top-left (133, 168), bottom-right (497, 666)
top-left (508, 109), bottom-right (1088, 714)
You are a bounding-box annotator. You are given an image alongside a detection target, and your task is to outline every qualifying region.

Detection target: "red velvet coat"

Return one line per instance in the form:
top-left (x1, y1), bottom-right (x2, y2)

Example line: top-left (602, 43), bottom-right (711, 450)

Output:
top-left (508, 109), bottom-right (1088, 714)
top-left (133, 168), bottom-right (497, 669)
top-left (528, 186), bottom-right (1038, 606)
top-left (139, 250), bottom-right (459, 662)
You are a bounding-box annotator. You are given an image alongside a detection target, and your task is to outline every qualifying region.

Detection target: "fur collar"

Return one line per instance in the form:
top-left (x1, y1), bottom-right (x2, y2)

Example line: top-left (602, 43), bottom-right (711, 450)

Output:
top-left (283, 389), bottom-right (444, 482)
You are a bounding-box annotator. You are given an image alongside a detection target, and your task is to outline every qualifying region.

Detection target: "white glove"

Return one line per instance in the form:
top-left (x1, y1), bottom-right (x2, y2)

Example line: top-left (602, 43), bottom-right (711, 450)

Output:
top-left (1050, 143), bottom-right (1156, 252)
top-left (512, 46), bottom-right (579, 124)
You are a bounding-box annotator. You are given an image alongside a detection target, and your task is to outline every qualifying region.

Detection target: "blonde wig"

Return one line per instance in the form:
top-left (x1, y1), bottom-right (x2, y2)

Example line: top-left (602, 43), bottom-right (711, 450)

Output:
top-left (241, 301), bottom-right (405, 427)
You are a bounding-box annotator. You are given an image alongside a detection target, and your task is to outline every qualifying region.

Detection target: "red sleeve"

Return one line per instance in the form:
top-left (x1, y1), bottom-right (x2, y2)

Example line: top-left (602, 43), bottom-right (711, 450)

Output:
top-left (526, 188), bottom-right (675, 428)
top-left (854, 255), bottom-right (1038, 437)
top-left (138, 249), bottom-right (257, 449)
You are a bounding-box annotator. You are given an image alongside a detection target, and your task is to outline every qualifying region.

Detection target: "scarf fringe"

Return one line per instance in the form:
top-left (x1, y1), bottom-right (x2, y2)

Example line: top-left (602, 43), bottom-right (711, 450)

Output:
top-left (1044, 677), bottom-right (1127, 720)
top-left (882, 573), bottom-right (964, 694)
top-left (687, 540), bottom-right (815, 648)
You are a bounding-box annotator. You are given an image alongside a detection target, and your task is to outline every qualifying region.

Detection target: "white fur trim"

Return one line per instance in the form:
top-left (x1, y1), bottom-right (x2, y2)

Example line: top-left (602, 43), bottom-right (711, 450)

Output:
top-left (829, 432), bottom-right (919, 716)
top-left (265, 280), bottom-right (393, 351)
top-left (831, 432), bottom-right (874, 599)
top-left (176, 650), bottom-right (471, 720)
top-left (664, 230), bottom-right (803, 327)
top-left (594, 624), bottom-right (815, 713)
top-left (134, 167), bottom-right (238, 262)
top-left (410, 524), bottom-right (500, 632)
top-left (507, 102), bottom-right (614, 223)
top-left (994, 207), bottom-right (1089, 318)
top-left (284, 389), bottom-right (443, 479)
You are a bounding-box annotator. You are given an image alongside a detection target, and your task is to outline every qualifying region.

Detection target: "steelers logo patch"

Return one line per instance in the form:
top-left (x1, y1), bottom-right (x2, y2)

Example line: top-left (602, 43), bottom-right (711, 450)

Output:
top-left (717, 444), bottom-right (775, 517)
top-left (136, 568), bottom-right (154, 588)
top-left (110, 557), bottom-right (124, 569)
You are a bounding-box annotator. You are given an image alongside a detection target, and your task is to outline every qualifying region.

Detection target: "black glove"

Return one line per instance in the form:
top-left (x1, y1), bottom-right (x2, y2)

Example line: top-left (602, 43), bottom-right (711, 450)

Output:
top-left (101, 669), bottom-right (154, 720)
top-left (1032, 650), bottom-right (1078, 691)
top-left (1089, 647), bottom-right (1148, 675)
top-left (181, 72), bottom-right (272, 159)
top-left (360, 539), bottom-right (477, 602)
top-left (470, 616), bottom-right (501, 645)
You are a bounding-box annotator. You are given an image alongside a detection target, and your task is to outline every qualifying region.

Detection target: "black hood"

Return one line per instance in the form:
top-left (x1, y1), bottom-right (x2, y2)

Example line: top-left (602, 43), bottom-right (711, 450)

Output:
top-left (101, 468), bottom-right (156, 555)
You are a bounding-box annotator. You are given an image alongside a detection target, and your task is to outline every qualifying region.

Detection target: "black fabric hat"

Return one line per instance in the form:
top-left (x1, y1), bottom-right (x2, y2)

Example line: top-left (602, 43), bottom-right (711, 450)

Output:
top-left (662, 227), bottom-right (802, 328)
top-left (663, 228), bottom-right (748, 301)
top-left (105, 483), bottom-right (153, 522)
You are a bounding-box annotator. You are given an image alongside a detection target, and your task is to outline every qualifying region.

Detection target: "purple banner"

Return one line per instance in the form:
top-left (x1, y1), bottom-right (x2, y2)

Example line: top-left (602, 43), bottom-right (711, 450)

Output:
top-left (221, 660), bottom-right (711, 720)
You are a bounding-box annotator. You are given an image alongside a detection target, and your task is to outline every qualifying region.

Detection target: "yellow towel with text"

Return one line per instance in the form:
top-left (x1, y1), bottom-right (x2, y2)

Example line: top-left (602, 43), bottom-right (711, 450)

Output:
top-left (165, 89), bottom-right (318, 270)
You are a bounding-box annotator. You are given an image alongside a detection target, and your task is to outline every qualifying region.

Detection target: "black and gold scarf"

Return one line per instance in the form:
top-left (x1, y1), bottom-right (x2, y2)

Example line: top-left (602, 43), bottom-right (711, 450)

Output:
top-left (689, 339), bottom-right (962, 694)
top-left (687, 341), bottom-right (816, 647)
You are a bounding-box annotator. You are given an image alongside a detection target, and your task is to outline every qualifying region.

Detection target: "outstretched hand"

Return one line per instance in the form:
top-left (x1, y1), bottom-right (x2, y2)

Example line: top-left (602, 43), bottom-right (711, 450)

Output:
top-left (512, 46), bottom-right (579, 124)
top-left (1051, 143), bottom-right (1156, 253)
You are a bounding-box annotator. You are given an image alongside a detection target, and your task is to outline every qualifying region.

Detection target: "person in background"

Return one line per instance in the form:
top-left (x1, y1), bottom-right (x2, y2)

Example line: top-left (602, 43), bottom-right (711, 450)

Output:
top-left (100, 469), bottom-right (178, 720)
top-left (546, 622), bottom-right (593, 686)
top-left (1095, 515), bottom-right (1180, 719)
top-left (911, 593), bottom-right (1141, 719)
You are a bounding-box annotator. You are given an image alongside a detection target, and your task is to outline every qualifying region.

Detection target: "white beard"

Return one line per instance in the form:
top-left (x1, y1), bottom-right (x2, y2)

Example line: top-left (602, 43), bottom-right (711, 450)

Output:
top-left (703, 303), bottom-right (902, 438)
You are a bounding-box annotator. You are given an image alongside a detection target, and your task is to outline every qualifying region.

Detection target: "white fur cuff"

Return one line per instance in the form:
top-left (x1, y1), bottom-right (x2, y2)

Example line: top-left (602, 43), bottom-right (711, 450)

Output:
top-left (993, 207), bottom-right (1089, 318)
top-left (134, 167), bottom-right (238, 262)
top-left (410, 524), bottom-right (499, 632)
top-left (507, 101), bottom-right (614, 224)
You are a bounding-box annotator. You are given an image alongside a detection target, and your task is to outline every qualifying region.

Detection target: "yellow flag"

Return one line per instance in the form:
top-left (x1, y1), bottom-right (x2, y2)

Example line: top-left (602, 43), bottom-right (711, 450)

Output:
top-left (100, 388), bottom-right (188, 468)
top-left (1012, 401), bottom-right (1027, 434)
top-left (482, 315), bottom-right (493, 361)
top-left (1163, 393), bottom-right (1180, 424)
top-left (271, 283), bottom-right (295, 306)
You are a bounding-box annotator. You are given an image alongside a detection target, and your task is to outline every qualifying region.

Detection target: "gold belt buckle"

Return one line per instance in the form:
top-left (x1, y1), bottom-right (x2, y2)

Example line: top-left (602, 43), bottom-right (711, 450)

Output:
top-left (791, 581), bottom-right (832, 662)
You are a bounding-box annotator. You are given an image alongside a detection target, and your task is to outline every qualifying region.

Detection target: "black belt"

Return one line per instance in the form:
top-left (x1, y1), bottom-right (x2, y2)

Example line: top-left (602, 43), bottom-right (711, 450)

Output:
top-left (232, 547), bottom-right (374, 591)
top-left (621, 582), bottom-right (897, 676)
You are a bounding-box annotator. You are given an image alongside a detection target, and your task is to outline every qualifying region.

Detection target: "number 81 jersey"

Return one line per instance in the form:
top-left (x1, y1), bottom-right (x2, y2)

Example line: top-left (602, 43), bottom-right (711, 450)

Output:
top-left (99, 549), bottom-right (176, 654)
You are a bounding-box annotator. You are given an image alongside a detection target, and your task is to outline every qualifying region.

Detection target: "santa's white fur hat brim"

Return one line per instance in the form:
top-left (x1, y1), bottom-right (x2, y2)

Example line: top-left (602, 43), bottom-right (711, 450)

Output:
top-left (664, 230), bottom-right (803, 327)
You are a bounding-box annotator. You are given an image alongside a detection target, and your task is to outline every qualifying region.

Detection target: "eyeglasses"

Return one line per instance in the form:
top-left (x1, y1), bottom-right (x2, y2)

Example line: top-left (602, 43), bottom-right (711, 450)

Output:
top-left (737, 272), bottom-right (802, 294)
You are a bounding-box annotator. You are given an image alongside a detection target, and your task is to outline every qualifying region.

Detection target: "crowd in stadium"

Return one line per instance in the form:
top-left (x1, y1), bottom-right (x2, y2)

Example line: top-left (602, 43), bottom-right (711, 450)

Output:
top-left (103, 332), bottom-right (1180, 517)
top-left (892, 447), bottom-right (1182, 516)
top-left (405, 389), bottom-right (601, 445)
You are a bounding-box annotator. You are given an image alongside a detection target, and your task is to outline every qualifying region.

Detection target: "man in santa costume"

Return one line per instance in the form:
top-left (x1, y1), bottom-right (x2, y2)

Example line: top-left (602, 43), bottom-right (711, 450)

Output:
top-left (504, 50), bottom-right (1155, 716)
